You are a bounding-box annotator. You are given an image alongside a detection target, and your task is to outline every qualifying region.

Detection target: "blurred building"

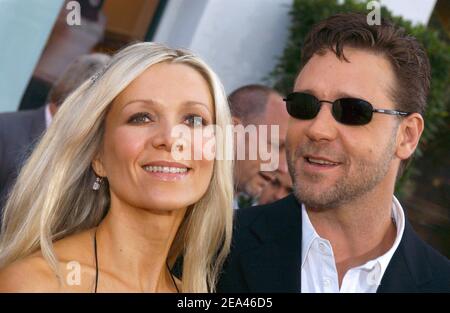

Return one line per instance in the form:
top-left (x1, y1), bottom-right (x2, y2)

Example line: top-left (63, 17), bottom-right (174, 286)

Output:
top-left (0, 0), bottom-right (442, 113)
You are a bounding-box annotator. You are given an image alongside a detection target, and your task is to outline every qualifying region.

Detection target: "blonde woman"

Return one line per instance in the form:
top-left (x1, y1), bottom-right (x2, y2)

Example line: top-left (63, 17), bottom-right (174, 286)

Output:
top-left (0, 42), bottom-right (234, 292)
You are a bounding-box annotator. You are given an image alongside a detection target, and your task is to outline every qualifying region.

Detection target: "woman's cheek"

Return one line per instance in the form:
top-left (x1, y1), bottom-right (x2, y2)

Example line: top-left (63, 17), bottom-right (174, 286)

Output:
top-left (191, 133), bottom-right (215, 180)
top-left (201, 131), bottom-right (216, 161)
top-left (104, 127), bottom-right (146, 170)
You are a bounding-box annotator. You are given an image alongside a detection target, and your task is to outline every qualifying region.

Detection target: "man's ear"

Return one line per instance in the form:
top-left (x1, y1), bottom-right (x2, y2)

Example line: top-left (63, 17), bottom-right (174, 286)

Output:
top-left (395, 113), bottom-right (424, 160)
top-left (92, 153), bottom-right (106, 177)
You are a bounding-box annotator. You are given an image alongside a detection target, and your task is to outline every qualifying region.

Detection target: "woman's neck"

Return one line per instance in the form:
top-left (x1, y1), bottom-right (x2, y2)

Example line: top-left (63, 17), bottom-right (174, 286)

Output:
top-left (95, 197), bottom-right (186, 292)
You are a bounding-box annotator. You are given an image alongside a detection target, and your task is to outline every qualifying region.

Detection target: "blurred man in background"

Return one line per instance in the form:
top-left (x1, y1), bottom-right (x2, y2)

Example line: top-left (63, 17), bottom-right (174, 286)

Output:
top-left (19, 0), bottom-right (107, 111)
top-left (258, 170), bottom-right (293, 205)
top-left (229, 84), bottom-right (291, 209)
top-left (0, 53), bottom-right (110, 212)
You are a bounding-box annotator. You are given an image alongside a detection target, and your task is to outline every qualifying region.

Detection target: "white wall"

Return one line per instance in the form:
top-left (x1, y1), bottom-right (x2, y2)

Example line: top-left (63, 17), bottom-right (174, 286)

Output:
top-left (154, 0), bottom-right (438, 95)
top-left (154, 0), bottom-right (293, 94)
top-left (381, 0), bottom-right (437, 25)
top-left (0, 0), bottom-right (63, 113)
top-left (1, 0), bottom-right (435, 113)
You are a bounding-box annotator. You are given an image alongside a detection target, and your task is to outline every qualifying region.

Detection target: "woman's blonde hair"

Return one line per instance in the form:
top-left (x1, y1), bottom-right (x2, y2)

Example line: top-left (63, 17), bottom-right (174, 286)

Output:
top-left (0, 42), bottom-right (234, 292)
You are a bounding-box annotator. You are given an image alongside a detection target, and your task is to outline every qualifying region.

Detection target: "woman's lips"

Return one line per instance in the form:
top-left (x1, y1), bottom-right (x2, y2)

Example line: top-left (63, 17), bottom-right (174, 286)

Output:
top-left (142, 164), bottom-right (191, 181)
top-left (142, 160), bottom-right (191, 169)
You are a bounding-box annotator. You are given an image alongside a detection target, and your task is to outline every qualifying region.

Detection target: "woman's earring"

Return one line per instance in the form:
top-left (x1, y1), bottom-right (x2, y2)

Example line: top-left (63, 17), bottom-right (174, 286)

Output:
top-left (93, 176), bottom-right (103, 191)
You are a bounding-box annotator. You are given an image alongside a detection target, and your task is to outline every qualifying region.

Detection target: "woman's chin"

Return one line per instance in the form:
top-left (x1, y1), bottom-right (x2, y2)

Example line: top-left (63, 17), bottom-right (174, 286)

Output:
top-left (139, 197), bottom-right (197, 213)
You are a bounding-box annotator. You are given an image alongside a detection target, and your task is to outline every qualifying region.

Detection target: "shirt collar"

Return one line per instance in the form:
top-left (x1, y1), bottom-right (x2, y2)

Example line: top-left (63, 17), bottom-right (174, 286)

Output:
top-left (373, 195), bottom-right (405, 275)
top-left (301, 196), bottom-right (405, 272)
top-left (301, 202), bottom-right (319, 268)
top-left (45, 103), bottom-right (53, 128)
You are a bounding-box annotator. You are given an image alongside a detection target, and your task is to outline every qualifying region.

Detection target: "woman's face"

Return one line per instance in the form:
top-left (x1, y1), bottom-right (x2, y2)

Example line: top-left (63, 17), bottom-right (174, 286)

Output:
top-left (93, 62), bottom-right (215, 212)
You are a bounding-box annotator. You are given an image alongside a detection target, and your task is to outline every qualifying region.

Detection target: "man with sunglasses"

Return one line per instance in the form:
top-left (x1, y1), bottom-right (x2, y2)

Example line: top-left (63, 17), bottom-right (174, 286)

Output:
top-left (217, 12), bottom-right (450, 292)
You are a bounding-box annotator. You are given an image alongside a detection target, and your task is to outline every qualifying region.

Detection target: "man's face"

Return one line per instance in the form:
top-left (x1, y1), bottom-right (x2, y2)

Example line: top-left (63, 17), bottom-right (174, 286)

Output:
top-left (286, 48), bottom-right (402, 209)
top-left (237, 92), bottom-right (290, 199)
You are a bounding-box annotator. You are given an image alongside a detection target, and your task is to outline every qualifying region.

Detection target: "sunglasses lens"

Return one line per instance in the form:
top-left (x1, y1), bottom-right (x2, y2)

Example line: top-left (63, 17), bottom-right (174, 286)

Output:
top-left (285, 93), bottom-right (320, 120)
top-left (333, 98), bottom-right (373, 125)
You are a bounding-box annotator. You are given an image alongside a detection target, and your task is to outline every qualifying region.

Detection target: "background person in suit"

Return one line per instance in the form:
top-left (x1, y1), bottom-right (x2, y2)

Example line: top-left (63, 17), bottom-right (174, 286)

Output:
top-left (228, 85), bottom-right (291, 209)
top-left (19, 0), bottom-right (107, 111)
top-left (217, 13), bottom-right (450, 292)
top-left (257, 170), bottom-right (293, 206)
top-left (0, 53), bottom-right (111, 212)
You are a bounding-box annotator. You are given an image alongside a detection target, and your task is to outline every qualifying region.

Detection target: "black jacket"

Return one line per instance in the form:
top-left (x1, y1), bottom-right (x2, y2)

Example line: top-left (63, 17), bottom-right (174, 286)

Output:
top-left (217, 194), bottom-right (450, 293)
top-left (0, 106), bottom-right (46, 211)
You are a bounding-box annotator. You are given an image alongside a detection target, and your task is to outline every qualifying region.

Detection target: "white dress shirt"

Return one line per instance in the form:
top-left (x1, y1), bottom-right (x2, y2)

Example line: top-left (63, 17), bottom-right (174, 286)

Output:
top-left (45, 104), bottom-right (53, 128)
top-left (301, 196), bottom-right (405, 293)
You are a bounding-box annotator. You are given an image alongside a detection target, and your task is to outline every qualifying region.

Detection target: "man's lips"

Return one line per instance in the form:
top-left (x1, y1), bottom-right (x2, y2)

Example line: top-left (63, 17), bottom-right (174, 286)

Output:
top-left (303, 154), bottom-right (342, 167)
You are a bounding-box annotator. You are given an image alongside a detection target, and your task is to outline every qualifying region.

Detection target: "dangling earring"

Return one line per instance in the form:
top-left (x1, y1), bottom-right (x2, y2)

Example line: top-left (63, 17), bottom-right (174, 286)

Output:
top-left (93, 176), bottom-right (103, 191)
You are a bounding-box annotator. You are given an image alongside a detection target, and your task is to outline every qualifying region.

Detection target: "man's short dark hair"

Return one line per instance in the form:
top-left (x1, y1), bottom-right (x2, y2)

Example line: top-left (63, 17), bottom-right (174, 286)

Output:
top-left (228, 84), bottom-right (279, 124)
top-left (300, 12), bottom-right (431, 176)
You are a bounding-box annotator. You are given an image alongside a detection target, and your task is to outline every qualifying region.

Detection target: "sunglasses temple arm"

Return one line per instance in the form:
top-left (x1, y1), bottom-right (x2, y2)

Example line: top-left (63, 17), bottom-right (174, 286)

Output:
top-left (373, 109), bottom-right (411, 116)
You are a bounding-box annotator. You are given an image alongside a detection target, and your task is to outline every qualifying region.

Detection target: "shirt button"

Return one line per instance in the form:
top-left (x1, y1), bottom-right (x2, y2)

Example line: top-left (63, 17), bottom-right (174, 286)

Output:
top-left (367, 272), bottom-right (378, 285)
top-left (367, 263), bottom-right (381, 285)
top-left (318, 242), bottom-right (327, 253)
top-left (323, 278), bottom-right (331, 287)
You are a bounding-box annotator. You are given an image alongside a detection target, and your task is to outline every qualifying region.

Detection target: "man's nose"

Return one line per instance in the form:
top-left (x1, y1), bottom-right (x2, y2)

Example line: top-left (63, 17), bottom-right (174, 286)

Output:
top-left (305, 104), bottom-right (338, 142)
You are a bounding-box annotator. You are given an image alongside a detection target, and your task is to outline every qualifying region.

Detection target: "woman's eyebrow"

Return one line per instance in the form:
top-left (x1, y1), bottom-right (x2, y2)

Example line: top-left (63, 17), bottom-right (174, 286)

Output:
top-left (121, 99), bottom-right (157, 111)
top-left (122, 99), bottom-right (212, 111)
top-left (184, 101), bottom-right (213, 113)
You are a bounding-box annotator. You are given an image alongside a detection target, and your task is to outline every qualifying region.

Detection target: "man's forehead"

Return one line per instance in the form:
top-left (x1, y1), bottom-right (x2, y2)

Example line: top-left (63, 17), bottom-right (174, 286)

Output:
top-left (294, 48), bottom-right (395, 101)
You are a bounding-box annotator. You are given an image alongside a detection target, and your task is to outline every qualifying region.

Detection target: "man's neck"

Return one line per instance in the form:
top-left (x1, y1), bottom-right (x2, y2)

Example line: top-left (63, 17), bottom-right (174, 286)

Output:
top-left (306, 188), bottom-right (397, 285)
top-left (233, 162), bottom-right (245, 194)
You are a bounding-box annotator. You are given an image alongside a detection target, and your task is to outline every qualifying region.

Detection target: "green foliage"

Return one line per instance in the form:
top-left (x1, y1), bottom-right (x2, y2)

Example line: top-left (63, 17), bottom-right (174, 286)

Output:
top-left (269, 0), bottom-right (450, 194)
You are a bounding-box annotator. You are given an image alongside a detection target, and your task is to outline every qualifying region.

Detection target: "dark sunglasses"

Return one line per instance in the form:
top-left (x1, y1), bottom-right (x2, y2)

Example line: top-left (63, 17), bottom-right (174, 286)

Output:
top-left (284, 92), bottom-right (412, 126)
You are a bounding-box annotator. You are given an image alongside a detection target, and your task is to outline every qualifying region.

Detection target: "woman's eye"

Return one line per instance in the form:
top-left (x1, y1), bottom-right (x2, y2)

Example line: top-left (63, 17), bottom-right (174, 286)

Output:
top-left (128, 113), bottom-right (152, 124)
top-left (184, 114), bottom-right (206, 127)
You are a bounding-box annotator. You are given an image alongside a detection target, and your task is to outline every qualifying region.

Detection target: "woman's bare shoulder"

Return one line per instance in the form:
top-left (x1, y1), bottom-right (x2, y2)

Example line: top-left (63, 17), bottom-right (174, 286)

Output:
top-left (0, 254), bottom-right (60, 292)
top-left (0, 229), bottom-right (96, 292)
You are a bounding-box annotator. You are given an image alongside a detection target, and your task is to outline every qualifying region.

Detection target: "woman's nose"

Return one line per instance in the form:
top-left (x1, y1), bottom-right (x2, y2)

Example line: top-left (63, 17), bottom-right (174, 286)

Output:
top-left (151, 119), bottom-right (177, 152)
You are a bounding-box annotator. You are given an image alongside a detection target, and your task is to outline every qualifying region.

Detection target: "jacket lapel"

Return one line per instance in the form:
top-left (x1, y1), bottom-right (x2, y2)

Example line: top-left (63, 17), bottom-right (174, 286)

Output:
top-left (239, 194), bottom-right (302, 292)
top-left (377, 219), bottom-right (432, 292)
top-left (237, 195), bottom-right (434, 293)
